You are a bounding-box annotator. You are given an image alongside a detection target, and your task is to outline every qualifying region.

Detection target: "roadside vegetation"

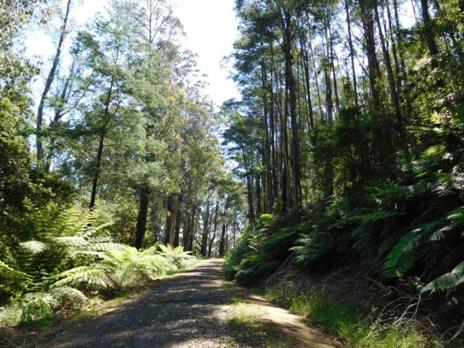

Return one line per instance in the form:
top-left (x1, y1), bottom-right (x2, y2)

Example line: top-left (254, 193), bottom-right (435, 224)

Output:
top-left (223, 0), bottom-right (464, 346)
top-left (1, 0), bottom-right (240, 333)
top-left (266, 286), bottom-right (440, 348)
top-left (0, 207), bottom-right (196, 328)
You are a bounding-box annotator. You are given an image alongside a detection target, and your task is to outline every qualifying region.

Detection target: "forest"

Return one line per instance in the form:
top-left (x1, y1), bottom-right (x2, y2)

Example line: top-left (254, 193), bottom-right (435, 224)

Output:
top-left (1, 0), bottom-right (464, 347)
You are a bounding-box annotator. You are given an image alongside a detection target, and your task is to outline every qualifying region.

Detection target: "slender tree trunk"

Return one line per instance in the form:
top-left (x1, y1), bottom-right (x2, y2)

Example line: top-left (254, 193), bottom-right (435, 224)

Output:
top-left (89, 76), bottom-right (115, 210)
top-left (200, 201), bottom-right (210, 256)
top-left (207, 202), bottom-right (219, 257)
top-left (246, 171), bottom-right (255, 224)
top-left (89, 129), bottom-right (106, 210)
top-left (261, 62), bottom-right (273, 211)
top-left (282, 10), bottom-right (302, 207)
top-left (164, 195), bottom-right (176, 245)
top-left (188, 207), bottom-right (196, 251)
top-left (308, 39), bottom-right (324, 120)
top-left (360, 0), bottom-right (382, 110)
top-left (173, 207), bottom-right (181, 247)
top-left (327, 22), bottom-right (340, 112)
top-left (419, 0), bottom-right (439, 56)
top-left (36, 0), bottom-right (72, 161)
top-left (151, 201), bottom-right (161, 242)
top-left (219, 222), bottom-right (227, 257)
top-left (182, 213), bottom-right (190, 250)
top-left (134, 186), bottom-right (150, 249)
top-left (374, 4), bottom-right (403, 131)
top-left (256, 176), bottom-right (262, 216)
top-left (345, 0), bottom-right (359, 106)
top-left (269, 50), bottom-right (278, 208)
top-left (300, 35), bottom-right (315, 129)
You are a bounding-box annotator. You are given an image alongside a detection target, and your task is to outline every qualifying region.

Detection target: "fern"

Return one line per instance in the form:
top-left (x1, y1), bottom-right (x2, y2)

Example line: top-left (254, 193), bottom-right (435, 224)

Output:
top-left (18, 292), bottom-right (58, 325)
top-left (422, 262), bottom-right (464, 293)
top-left (19, 240), bottom-right (48, 254)
top-left (0, 260), bottom-right (32, 298)
top-left (292, 230), bottom-right (333, 265)
top-left (153, 244), bottom-right (196, 269)
top-left (103, 248), bottom-right (175, 288)
top-left (52, 266), bottom-right (110, 290)
top-left (50, 286), bottom-right (87, 304)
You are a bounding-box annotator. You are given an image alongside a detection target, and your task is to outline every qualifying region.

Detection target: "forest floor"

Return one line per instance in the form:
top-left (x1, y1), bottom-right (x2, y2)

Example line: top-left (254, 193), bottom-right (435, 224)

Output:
top-left (4, 259), bottom-right (344, 348)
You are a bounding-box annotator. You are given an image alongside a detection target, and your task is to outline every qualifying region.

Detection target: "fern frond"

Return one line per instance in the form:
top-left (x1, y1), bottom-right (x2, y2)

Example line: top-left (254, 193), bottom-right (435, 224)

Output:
top-left (19, 241), bottom-right (48, 254)
top-left (422, 262), bottom-right (464, 293)
top-left (52, 266), bottom-right (110, 290)
top-left (51, 286), bottom-right (88, 303)
top-left (88, 242), bottom-right (129, 252)
top-left (54, 236), bottom-right (89, 247)
top-left (0, 260), bottom-right (31, 282)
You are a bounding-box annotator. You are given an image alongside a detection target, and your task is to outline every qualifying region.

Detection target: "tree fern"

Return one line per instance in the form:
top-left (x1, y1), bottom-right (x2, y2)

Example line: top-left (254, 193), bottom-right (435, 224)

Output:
top-left (52, 266), bottom-right (110, 290)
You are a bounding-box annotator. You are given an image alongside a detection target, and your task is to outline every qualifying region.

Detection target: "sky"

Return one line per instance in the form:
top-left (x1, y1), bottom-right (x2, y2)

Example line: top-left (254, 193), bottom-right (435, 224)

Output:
top-left (25, 0), bottom-right (241, 107)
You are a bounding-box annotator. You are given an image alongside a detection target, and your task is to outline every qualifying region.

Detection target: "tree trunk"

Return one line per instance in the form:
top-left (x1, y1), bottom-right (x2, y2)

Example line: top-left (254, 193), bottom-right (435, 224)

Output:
top-left (134, 186), bottom-right (150, 249)
top-left (360, 0), bottom-right (382, 110)
top-left (419, 0), bottom-right (439, 56)
top-left (219, 222), bottom-right (227, 257)
top-left (89, 129), bottom-right (106, 210)
top-left (36, 0), bottom-right (72, 161)
top-left (282, 10), bottom-right (301, 207)
top-left (89, 75), bottom-right (115, 210)
top-left (345, 0), bottom-right (359, 106)
top-left (208, 202), bottom-right (219, 257)
top-left (246, 172), bottom-right (255, 224)
top-left (200, 201), bottom-right (210, 256)
top-left (151, 201), bottom-right (161, 242)
top-left (173, 207), bottom-right (181, 247)
top-left (374, 3), bottom-right (403, 131)
top-left (300, 34), bottom-right (314, 130)
top-left (164, 195), bottom-right (176, 245)
top-left (188, 207), bottom-right (196, 251)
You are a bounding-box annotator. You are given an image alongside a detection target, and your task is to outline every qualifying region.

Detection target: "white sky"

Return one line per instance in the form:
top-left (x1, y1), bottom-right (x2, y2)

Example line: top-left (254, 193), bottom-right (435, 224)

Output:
top-left (25, 0), bottom-right (241, 107)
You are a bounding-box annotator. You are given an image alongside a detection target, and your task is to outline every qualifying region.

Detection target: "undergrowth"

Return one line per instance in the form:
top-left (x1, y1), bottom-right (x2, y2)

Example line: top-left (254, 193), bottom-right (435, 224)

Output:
top-left (265, 286), bottom-right (442, 348)
top-left (0, 206), bottom-right (196, 328)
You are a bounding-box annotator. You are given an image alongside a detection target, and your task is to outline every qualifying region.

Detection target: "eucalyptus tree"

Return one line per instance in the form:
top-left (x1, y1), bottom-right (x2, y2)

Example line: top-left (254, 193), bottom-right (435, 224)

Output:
top-left (64, 0), bottom-right (144, 210)
top-left (36, 0), bottom-right (73, 162)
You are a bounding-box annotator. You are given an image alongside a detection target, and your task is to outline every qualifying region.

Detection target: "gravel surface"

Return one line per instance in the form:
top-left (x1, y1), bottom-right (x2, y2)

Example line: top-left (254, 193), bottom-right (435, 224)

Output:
top-left (16, 259), bottom-right (342, 348)
top-left (42, 259), bottom-right (232, 348)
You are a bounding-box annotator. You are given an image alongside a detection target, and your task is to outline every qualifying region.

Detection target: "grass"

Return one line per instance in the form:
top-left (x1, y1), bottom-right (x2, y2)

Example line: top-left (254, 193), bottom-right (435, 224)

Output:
top-left (265, 287), bottom-right (443, 348)
top-left (227, 301), bottom-right (297, 348)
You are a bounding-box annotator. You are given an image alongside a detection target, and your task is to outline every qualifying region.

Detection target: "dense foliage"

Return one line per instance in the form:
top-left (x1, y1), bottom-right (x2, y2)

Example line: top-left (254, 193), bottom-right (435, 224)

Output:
top-left (0, 0), bottom-right (244, 327)
top-left (224, 0), bottom-right (464, 340)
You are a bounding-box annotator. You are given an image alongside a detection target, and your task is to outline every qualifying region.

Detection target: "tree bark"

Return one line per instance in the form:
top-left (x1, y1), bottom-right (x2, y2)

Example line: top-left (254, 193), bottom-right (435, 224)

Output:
top-left (345, 0), bottom-right (359, 106)
top-left (419, 0), bottom-right (439, 56)
top-left (164, 195), bottom-right (177, 245)
top-left (282, 9), bottom-right (302, 207)
top-left (374, 3), bottom-right (403, 131)
top-left (219, 222), bottom-right (227, 257)
top-left (89, 74), bottom-right (115, 210)
top-left (134, 186), bottom-right (150, 249)
top-left (208, 202), bottom-right (219, 257)
top-left (36, 0), bottom-right (72, 161)
top-left (200, 201), bottom-right (210, 256)
top-left (173, 207), bottom-right (181, 247)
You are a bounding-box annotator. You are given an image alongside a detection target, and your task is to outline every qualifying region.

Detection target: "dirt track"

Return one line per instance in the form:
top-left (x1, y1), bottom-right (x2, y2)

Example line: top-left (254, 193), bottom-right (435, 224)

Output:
top-left (32, 259), bottom-right (342, 348)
